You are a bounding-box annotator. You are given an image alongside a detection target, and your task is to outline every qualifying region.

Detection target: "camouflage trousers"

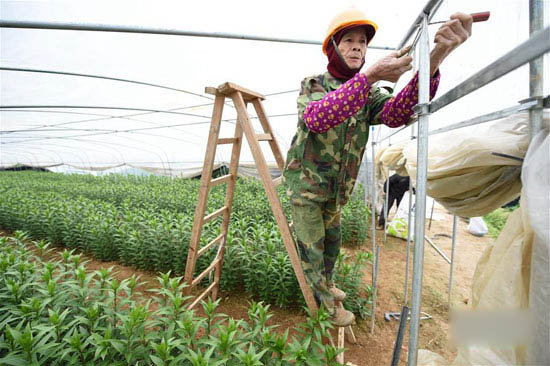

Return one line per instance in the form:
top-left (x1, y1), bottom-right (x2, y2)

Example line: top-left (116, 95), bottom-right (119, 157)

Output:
top-left (290, 197), bottom-right (341, 314)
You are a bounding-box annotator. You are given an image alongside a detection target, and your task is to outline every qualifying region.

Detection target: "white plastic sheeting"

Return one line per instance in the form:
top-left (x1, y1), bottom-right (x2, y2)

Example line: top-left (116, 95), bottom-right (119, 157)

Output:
top-left (2, 0), bottom-right (548, 171)
top-left (522, 126), bottom-right (550, 366)
top-left (375, 112), bottom-right (550, 217)
top-left (417, 120), bottom-right (550, 366)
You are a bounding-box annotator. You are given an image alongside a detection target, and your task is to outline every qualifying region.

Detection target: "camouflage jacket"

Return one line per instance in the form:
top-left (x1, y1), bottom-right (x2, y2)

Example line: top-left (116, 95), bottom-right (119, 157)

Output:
top-left (283, 71), bottom-right (392, 207)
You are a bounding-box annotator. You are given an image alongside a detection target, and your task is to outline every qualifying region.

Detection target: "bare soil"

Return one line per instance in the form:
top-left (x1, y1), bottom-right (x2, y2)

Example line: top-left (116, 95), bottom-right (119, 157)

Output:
top-left (2, 203), bottom-right (491, 366)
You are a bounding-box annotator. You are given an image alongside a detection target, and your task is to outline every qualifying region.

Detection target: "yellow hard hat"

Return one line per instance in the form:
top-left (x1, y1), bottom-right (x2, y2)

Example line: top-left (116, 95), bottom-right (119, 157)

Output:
top-left (322, 8), bottom-right (378, 55)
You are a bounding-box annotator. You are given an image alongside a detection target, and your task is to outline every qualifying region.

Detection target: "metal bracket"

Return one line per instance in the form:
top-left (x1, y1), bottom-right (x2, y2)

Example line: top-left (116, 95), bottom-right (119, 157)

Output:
top-left (413, 103), bottom-right (430, 116)
top-left (518, 95), bottom-right (545, 108)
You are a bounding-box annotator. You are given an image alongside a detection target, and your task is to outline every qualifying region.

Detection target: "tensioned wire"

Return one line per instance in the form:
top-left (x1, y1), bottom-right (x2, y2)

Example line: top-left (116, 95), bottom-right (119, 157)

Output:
top-left (0, 101), bottom-right (298, 134)
top-left (0, 65), bottom-right (299, 133)
top-left (0, 67), bottom-right (297, 163)
top-left (0, 67), bottom-right (299, 152)
top-left (1, 111), bottom-right (297, 144)
top-left (3, 144), bottom-right (120, 168)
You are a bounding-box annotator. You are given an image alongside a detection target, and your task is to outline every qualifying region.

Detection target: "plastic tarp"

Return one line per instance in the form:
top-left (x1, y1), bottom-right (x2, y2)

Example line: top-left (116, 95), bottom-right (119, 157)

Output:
top-left (417, 122), bottom-right (550, 365)
top-left (522, 126), bottom-right (550, 366)
top-left (375, 112), bottom-right (549, 217)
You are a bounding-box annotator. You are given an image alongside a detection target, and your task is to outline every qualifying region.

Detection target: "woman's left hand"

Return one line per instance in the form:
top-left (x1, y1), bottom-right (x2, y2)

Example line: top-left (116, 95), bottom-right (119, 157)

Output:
top-left (430, 12), bottom-right (473, 75)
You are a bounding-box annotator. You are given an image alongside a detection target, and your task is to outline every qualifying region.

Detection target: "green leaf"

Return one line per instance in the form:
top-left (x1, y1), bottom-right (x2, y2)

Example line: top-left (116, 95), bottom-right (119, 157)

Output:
top-left (0, 354), bottom-right (30, 366)
top-left (150, 354), bottom-right (165, 366)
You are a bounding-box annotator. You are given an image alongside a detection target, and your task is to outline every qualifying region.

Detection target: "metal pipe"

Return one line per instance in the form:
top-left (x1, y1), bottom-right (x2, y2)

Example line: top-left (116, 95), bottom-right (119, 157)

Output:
top-left (383, 165), bottom-right (391, 245)
top-left (0, 20), bottom-right (395, 50)
top-left (379, 97), bottom-right (541, 144)
top-left (371, 245), bottom-right (380, 334)
top-left (0, 104), bottom-right (209, 118)
top-left (370, 126), bottom-right (377, 334)
top-left (448, 215), bottom-right (458, 306)
top-left (0, 67), bottom-right (213, 99)
top-left (404, 124), bottom-right (415, 306)
top-left (428, 100), bottom-right (539, 136)
top-left (391, 306), bottom-right (410, 366)
top-left (362, 157), bottom-right (369, 205)
top-left (377, 123), bottom-right (412, 144)
top-left (424, 235), bottom-right (451, 264)
top-left (403, 52), bottom-right (419, 307)
top-left (428, 198), bottom-right (435, 230)
top-left (397, 0), bottom-right (444, 49)
top-left (529, 0), bottom-right (544, 140)
top-left (407, 14), bottom-right (430, 366)
top-left (430, 26), bottom-right (550, 114)
top-left (527, 2), bottom-right (548, 365)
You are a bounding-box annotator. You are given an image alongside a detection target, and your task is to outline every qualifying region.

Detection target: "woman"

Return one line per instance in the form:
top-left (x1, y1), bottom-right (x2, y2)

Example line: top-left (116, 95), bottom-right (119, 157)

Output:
top-left (283, 8), bottom-right (472, 326)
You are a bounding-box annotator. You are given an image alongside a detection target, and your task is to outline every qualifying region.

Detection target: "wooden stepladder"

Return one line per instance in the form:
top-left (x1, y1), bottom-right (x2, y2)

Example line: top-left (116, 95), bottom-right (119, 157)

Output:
top-left (183, 82), bottom-right (355, 364)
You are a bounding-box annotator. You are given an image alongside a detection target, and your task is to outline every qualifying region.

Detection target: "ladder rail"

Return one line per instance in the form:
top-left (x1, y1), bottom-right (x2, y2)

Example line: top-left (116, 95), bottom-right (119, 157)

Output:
top-left (231, 91), bottom-right (318, 313)
top-left (183, 95), bottom-right (225, 290)
top-left (211, 106), bottom-right (244, 300)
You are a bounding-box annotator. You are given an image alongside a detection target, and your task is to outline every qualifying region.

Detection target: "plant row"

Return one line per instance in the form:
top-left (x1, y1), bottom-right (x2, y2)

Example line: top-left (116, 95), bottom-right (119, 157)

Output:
top-left (0, 171), bottom-right (371, 314)
top-left (0, 232), bottom-right (344, 365)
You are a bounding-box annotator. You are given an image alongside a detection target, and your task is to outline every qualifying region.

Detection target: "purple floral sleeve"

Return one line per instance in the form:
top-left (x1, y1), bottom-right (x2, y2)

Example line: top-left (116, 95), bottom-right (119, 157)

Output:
top-left (380, 71), bottom-right (441, 127)
top-left (302, 71), bottom-right (441, 133)
top-left (303, 73), bottom-right (370, 133)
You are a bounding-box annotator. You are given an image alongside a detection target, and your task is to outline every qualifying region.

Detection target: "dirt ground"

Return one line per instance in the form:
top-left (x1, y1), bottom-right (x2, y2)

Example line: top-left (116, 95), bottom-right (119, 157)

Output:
top-left (2, 203), bottom-right (492, 366)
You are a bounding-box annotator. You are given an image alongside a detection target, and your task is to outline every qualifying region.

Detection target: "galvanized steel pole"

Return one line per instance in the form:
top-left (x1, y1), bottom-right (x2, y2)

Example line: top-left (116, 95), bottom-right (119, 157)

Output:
top-left (527, 2), bottom-right (548, 365)
top-left (384, 162), bottom-right (391, 244)
top-left (448, 215), bottom-right (458, 306)
top-left (370, 126), bottom-right (378, 334)
top-left (404, 124), bottom-right (415, 306)
top-left (529, 0), bottom-right (544, 140)
top-left (397, 0), bottom-right (444, 49)
top-left (407, 14), bottom-right (430, 366)
top-left (0, 20), bottom-right (395, 50)
top-left (429, 100), bottom-right (539, 136)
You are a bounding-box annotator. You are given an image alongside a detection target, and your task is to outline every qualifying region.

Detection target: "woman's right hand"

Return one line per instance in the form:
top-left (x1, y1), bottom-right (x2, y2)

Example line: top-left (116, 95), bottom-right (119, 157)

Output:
top-left (363, 45), bottom-right (413, 84)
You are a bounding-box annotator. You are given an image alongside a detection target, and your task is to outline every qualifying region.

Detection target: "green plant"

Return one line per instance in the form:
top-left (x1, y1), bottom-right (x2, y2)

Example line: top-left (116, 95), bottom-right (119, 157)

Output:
top-left (0, 234), bottom-right (347, 365)
top-left (0, 171), bottom-right (372, 313)
top-left (483, 206), bottom-right (517, 238)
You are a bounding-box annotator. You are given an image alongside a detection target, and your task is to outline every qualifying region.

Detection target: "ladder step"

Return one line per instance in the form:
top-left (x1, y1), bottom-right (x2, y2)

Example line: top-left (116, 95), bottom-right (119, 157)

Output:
top-left (217, 137), bottom-right (238, 145)
top-left (187, 281), bottom-right (217, 310)
top-left (192, 257), bottom-right (222, 286)
top-left (273, 176), bottom-right (283, 187)
top-left (256, 133), bottom-right (272, 141)
top-left (197, 234), bottom-right (225, 257)
top-left (203, 206), bottom-right (227, 223)
top-left (210, 174), bottom-right (232, 187)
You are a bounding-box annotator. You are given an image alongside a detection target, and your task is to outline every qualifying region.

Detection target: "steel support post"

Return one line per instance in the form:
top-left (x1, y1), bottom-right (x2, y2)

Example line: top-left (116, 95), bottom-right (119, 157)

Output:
top-left (384, 164), bottom-right (391, 245)
top-left (529, 0), bottom-right (544, 140)
top-left (527, 1), bottom-right (547, 365)
top-left (403, 124), bottom-right (415, 306)
top-left (370, 127), bottom-right (378, 334)
top-left (448, 215), bottom-right (458, 306)
top-left (371, 245), bottom-right (380, 334)
top-left (362, 157), bottom-right (369, 204)
top-left (407, 14), bottom-right (430, 366)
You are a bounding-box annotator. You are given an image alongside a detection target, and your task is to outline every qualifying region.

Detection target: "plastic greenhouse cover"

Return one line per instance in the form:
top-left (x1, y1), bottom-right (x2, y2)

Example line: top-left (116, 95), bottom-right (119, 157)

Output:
top-left (2, 1), bottom-right (548, 172)
top-left (417, 119), bottom-right (550, 366)
top-left (376, 112), bottom-right (550, 217)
